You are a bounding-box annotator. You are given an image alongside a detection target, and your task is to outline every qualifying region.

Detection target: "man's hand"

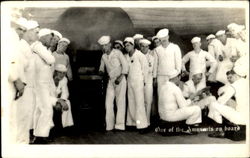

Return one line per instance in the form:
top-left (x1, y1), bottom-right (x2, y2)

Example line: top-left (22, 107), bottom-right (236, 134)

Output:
top-left (54, 102), bottom-right (62, 111)
top-left (181, 71), bottom-right (189, 77)
top-left (189, 93), bottom-right (197, 101)
top-left (14, 79), bottom-right (26, 98)
top-left (218, 55), bottom-right (223, 62)
top-left (99, 71), bottom-right (104, 76)
top-left (230, 56), bottom-right (239, 63)
top-left (206, 72), bottom-right (211, 77)
top-left (56, 99), bottom-right (69, 111)
top-left (115, 74), bottom-right (124, 85)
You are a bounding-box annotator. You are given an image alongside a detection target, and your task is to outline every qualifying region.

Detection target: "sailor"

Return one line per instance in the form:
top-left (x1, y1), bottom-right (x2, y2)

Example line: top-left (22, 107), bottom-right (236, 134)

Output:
top-left (113, 40), bottom-right (125, 54)
top-left (215, 30), bottom-right (240, 84)
top-left (183, 69), bottom-right (216, 110)
top-left (208, 67), bottom-right (248, 138)
top-left (50, 64), bottom-right (74, 138)
top-left (124, 37), bottom-right (149, 133)
top-left (206, 34), bottom-right (224, 82)
top-left (50, 30), bottom-right (62, 52)
top-left (98, 36), bottom-right (128, 131)
top-left (139, 38), bottom-right (154, 126)
top-left (52, 37), bottom-right (73, 81)
top-left (153, 28), bottom-right (182, 93)
top-left (182, 37), bottom-right (217, 86)
top-left (133, 34), bottom-right (144, 51)
top-left (31, 28), bottom-right (62, 143)
top-left (14, 20), bottom-right (40, 144)
top-left (158, 72), bottom-right (202, 133)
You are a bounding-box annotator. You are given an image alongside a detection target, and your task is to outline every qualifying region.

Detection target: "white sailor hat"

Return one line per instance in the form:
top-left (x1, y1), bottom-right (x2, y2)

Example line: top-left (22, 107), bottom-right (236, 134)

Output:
top-left (191, 37), bottom-right (201, 43)
top-left (133, 34), bottom-right (143, 39)
top-left (227, 23), bottom-right (238, 31)
top-left (156, 28), bottom-right (169, 39)
top-left (215, 30), bottom-right (226, 36)
top-left (98, 35), bottom-right (111, 45)
top-left (139, 39), bottom-right (151, 45)
top-left (15, 17), bottom-right (28, 30)
top-left (52, 30), bottom-right (62, 39)
top-left (59, 37), bottom-right (70, 44)
top-left (114, 40), bottom-right (124, 47)
top-left (124, 37), bottom-right (134, 45)
top-left (234, 25), bottom-right (245, 34)
top-left (152, 36), bottom-right (158, 41)
top-left (38, 28), bottom-right (52, 38)
top-left (169, 71), bottom-right (179, 79)
top-left (25, 20), bottom-right (39, 30)
top-left (233, 62), bottom-right (247, 77)
top-left (206, 34), bottom-right (215, 40)
top-left (55, 64), bottom-right (67, 72)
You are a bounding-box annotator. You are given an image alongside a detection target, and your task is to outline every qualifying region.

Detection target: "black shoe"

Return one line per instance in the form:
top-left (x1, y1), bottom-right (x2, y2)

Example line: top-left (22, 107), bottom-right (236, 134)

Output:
top-left (114, 129), bottom-right (125, 133)
top-left (105, 130), bottom-right (114, 134)
top-left (208, 131), bottom-right (225, 138)
top-left (32, 137), bottom-right (48, 144)
top-left (182, 130), bottom-right (198, 135)
top-left (139, 127), bottom-right (150, 134)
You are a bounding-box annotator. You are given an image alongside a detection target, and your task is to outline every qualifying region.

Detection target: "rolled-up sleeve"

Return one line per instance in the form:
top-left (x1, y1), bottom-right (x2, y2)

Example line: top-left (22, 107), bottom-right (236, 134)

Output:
top-left (205, 52), bottom-right (217, 73)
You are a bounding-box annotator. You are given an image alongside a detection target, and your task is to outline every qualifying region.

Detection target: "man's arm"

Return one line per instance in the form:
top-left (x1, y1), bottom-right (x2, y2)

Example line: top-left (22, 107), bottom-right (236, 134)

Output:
top-left (31, 41), bottom-right (55, 65)
top-left (181, 53), bottom-right (190, 72)
top-left (205, 51), bottom-right (217, 74)
top-left (217, 85), bottom-right (235, 105)
top-left (65, 55), bottom-right (73, 81)
top-left (99, 55), bottom-right (105, 75)
top-left (174, 85), bottom-right (191, 108)
top-left (60, 78), bottom-right (69, 100)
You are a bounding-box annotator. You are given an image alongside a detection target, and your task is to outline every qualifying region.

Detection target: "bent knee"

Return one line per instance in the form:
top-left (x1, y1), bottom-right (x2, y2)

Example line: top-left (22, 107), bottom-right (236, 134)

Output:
top-left (193, 106), bottom-right (201, 113)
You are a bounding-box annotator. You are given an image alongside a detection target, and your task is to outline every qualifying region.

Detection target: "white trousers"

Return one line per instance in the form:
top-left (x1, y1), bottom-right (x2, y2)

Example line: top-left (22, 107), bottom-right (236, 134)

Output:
top-left (162, 106), bottom-right (202, 125)
top-left (33, 83), bottom-right (54, 137)
top-left (144, 78), bottom-right (153, 125)
top-left (62, 100), bottom-right (74, 128)
top-left (14, 86), bottom-right (36, 144)
top-left (105, 77), bottom-right (126, 130)
top-left (208, 102), bottom-right (246, 125)
top-left (127, 78), bottom-right (148, 129)
top-left (195, 96), bottom-right (216, 109)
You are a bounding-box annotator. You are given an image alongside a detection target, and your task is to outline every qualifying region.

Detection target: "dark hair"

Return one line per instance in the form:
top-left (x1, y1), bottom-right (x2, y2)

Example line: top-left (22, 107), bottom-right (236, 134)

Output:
top-left (226, 69), bottom-right (236, 75)
top-left (123, 41), bottom-right (134, 46)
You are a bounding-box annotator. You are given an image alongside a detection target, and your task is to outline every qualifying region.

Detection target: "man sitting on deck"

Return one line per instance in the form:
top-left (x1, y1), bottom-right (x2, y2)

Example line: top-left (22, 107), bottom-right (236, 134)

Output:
top-left (158, 72), bottom-right (202, 135)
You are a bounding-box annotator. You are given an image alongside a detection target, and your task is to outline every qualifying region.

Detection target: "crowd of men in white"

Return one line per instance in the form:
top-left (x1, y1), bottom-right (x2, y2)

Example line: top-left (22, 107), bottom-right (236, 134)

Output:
top-left (5, 11), bottom-right (248, 144)
top-left (97, 23), bottom-right (248, 137)
top-left (5, 15), bottom-right (74, 144)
